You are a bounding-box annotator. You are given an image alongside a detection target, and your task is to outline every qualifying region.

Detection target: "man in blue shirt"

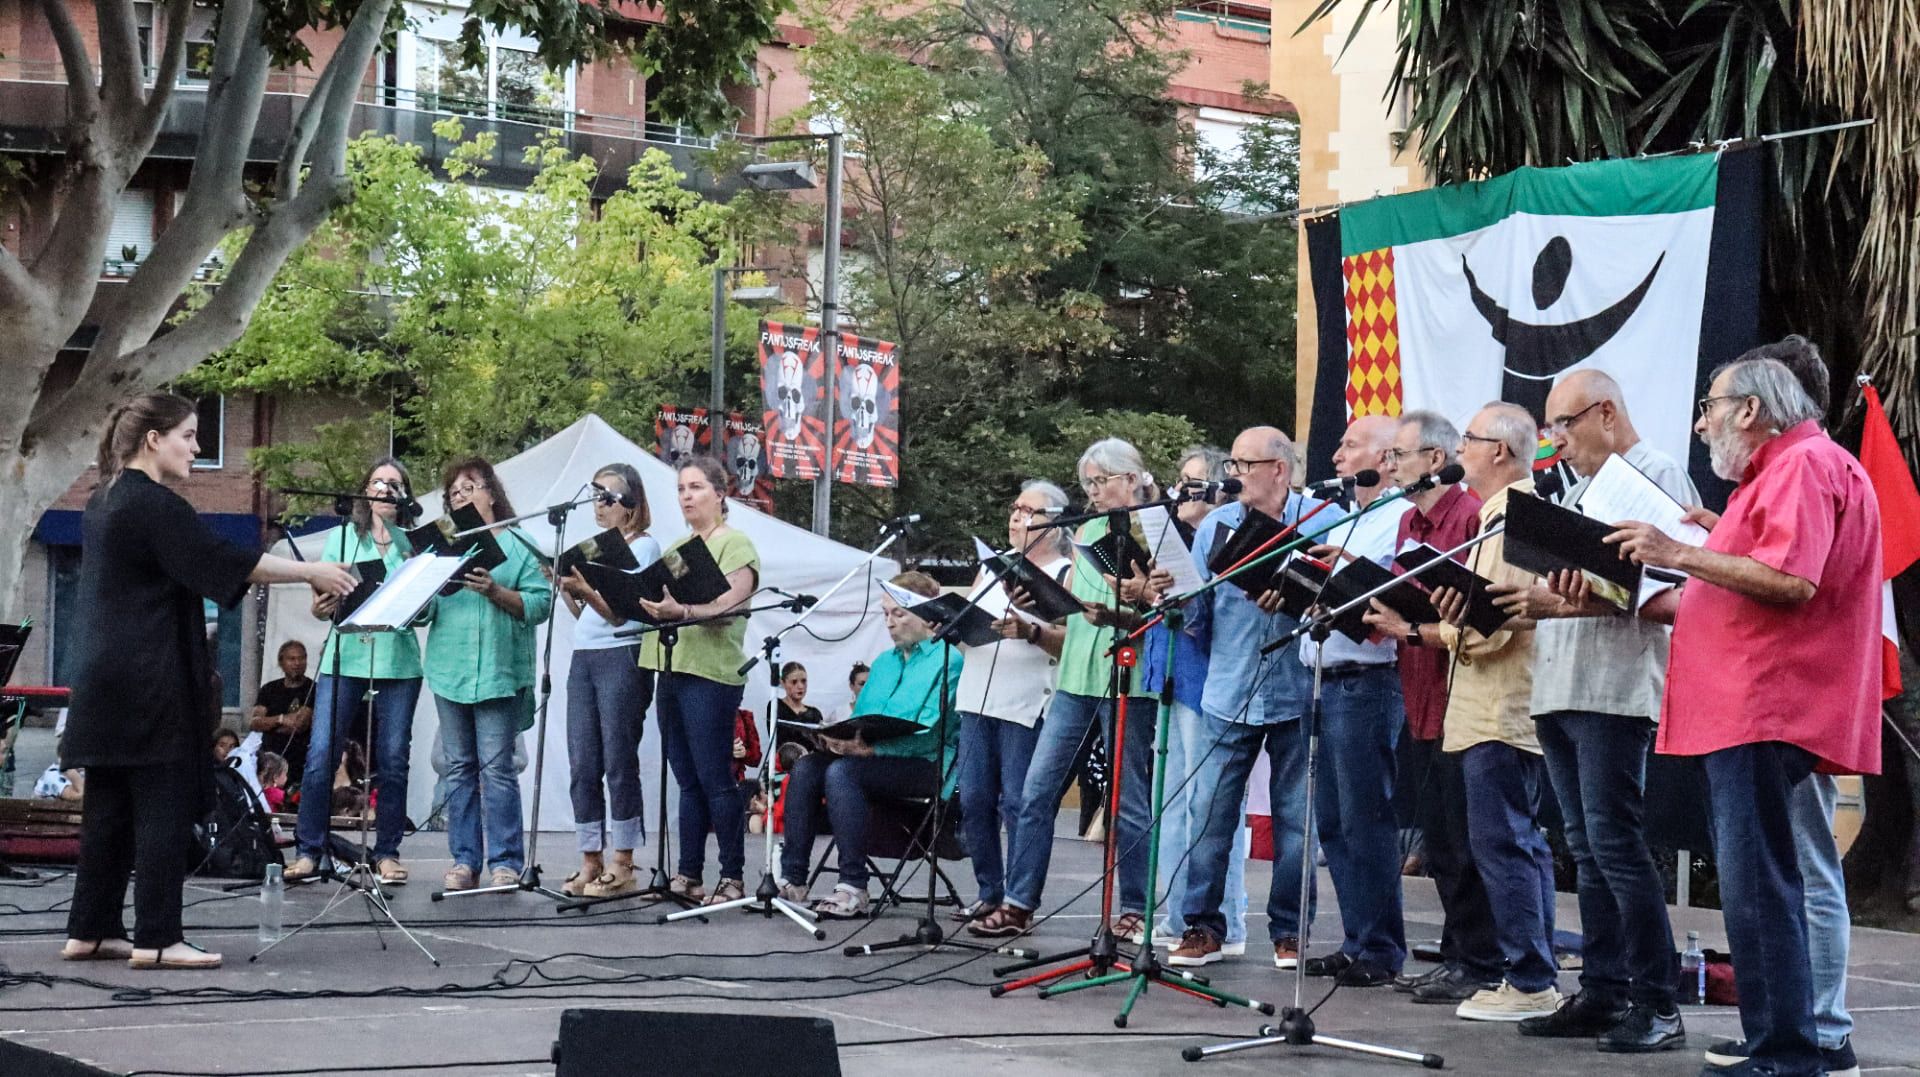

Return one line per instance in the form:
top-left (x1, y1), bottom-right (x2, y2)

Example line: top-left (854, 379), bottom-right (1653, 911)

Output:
top-left (778, 571), bottom-right (962, 920)
top-left (1168, 426), bottom-right (1322, 969)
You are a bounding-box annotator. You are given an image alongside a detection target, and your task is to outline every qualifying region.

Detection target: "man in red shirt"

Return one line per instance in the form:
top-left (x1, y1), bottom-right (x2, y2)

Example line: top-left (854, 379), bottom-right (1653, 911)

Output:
top-left (1611, 357), bottom-right (1882, 1077)
top-left (1360, 410), bottom-right (1495, 1003)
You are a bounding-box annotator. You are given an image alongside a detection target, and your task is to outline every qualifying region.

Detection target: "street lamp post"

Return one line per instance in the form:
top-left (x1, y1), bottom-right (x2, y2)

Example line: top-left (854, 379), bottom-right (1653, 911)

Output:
top-left (742, 131), bottom-right (845, 537)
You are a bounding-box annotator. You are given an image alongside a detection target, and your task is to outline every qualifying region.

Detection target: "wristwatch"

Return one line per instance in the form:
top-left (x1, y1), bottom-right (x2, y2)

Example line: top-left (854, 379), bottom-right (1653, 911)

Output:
top-left (1404, 623), bottom-right (1424, 648)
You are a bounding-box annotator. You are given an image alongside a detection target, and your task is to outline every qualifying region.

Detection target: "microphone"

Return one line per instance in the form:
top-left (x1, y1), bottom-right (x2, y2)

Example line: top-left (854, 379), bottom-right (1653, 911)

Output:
top-left (880, 513), bottom-right (922, 533)
top-left (1306, 469), bottom-right (1381, 495)
top-left (1175, 478), bottom-right (1241, 503)
top-left (1404, 462), bottom-right (1466, 494)
top-left (370, 479), bottom-right (422, 525)
top-left (590, 482), bottom-right (635, 509)
top-left (1532, 464), bottom-right (1567, 502)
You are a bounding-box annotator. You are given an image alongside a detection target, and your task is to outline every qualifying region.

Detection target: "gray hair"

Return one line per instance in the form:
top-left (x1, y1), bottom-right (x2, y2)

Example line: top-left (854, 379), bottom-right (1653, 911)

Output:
top-left (1479, 402), bottom-right (1537, 463)
top-left (1712, 357), bottom-right (1823, 432)
top-left (1400, 410), bottom-right (1460, 465)
top-left (1078, 437), bottom-right (1156, 499)
top-left (1019, 479), bottom-right (1074, 555)
top-left (1176, 445), bottom-right (1228, 483)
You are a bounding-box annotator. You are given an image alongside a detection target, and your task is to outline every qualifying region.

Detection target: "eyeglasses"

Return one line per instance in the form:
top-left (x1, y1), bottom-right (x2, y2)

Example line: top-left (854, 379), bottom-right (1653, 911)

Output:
top-left (1545, 400), bottom-right (1603, 436)
top-left (1223, 457), bottom-right (1281, 476)
top-left (1009, 503), bottom-right (1054, 520)
top-left (1383, 446), bottom-right (1439, 463)
top-left (1697, 394), bottom-right (1751, 420)
top-left (1079, 473), bottom-right (1131, 493)
top-left (449, 482), bottom-right (485, 498)
top-left (1459, 432), bottom-right (1503, 449)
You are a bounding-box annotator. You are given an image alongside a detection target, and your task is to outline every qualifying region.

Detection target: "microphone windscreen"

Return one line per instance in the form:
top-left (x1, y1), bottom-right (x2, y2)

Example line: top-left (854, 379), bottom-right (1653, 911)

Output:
top-left (1435, 463), bottom-right (1466, 486)
top-left (1352, 469), bottom-right (1381, 489)
top-left (1220, 478), bottom-right (1243, 496)
top-left (1533, 466), bottom-right (1565, 501)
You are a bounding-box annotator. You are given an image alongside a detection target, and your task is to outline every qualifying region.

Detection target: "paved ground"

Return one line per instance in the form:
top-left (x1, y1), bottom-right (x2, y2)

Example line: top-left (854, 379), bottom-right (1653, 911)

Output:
top-left (5, 725), bottom-right (1920, 1075)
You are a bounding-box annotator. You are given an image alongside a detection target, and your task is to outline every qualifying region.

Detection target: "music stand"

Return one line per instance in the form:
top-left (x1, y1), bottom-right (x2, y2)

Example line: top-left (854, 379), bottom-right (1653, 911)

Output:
top-left (254, 553), bottom-right (467, 966)
top-left (0, 622), bottom-right (35, 880)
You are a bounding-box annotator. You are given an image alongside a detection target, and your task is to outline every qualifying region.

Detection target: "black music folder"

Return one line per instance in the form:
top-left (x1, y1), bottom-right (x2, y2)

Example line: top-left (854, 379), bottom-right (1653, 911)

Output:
top-left (1272, 553), bottom-right (1332, 621)
top-left (779, 713), bottom-right (925, 744)
top-left (577, 536), bottom-right (730, 624)
top-left (335, 557), bottom-right (389, 622)
top-left (1393, 543), bottom-right (1509, 638)
top-left (1205, 507), bottom-right (1289, 597)
top-left (974, 538), bottom-right (1082, 623)
top-left (879, 580), bottom-right (1001, 647)
top-left (1073, 521), bottom-right (1152, 590)
top-left (406, 503), bottom-right (507, 595)
top-left (1323, 557), bottom-right (1442, 642)
top-left (1501, 492), bottom-right (1639, 612)
top-left (556, 528), bottom-right (640, 580)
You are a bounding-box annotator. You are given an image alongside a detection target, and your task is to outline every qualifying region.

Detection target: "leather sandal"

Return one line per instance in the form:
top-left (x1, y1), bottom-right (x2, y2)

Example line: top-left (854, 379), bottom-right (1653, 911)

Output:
top-left (62, 938), bottom-right (134, 961)
top-left (703, 878), bottom-right (746, 906)
top-left (584, 870), bottom-right (639, 899)
top-left (129, 941), bottom-right (222, 970)
top-left (284, 856), bottom-right (319, 882)
top-left (375, 859), bottom-right (408, 885)
top-left (562, 871), bottom-right (589, 897)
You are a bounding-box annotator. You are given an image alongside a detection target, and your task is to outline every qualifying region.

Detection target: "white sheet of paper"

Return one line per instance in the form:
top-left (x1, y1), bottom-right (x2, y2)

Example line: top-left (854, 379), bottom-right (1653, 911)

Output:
top-left (1576, 454), bottom-right (1710, 545)
top-left (969, 542), bottom-right (1047, 626)
top-left (1136, 504), bottom-right (1204, 596)
top-left (342, 552), bottom-right (469, 630)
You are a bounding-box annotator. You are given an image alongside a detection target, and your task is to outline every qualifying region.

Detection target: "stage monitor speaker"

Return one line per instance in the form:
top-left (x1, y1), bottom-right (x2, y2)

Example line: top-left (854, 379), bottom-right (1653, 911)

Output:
top-left (0, 1036), bottom-right (119, 1076)
top-left (552, 1009), bottom-right (842, 1077)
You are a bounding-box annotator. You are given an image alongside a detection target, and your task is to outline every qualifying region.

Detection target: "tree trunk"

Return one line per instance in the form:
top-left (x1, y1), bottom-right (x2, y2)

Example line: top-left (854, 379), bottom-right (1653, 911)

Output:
top-left (0, 406), bottom-right (99, 621)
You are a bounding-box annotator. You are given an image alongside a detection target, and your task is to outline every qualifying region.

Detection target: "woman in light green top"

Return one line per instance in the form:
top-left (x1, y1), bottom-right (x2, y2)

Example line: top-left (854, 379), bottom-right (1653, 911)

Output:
top-left (288, 457), bottom-right (426, 885)
top-left (424, 457), bottom-right (553, 893)
top-left (636, 456), bottom-right (761, 906)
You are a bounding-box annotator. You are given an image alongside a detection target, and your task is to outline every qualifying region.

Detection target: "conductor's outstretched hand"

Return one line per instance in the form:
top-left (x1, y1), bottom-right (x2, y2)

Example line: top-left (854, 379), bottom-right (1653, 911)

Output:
top-left (305, 562), bottom-right (357, 597)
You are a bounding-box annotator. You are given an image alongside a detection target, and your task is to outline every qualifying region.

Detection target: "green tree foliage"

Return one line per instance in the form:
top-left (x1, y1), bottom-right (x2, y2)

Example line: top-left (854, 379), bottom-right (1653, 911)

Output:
top-left (186, 122), bottom-right (773, 505)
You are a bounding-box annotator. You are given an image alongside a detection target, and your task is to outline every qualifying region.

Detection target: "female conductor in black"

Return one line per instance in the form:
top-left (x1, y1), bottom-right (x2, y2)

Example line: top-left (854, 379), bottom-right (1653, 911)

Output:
top-left (61, 394), bottom-right (354, 971)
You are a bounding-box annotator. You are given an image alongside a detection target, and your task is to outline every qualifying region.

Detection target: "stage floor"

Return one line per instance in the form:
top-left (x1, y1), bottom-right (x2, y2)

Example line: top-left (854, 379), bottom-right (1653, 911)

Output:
top-left (2, 821), bottom-right (1919, 1076)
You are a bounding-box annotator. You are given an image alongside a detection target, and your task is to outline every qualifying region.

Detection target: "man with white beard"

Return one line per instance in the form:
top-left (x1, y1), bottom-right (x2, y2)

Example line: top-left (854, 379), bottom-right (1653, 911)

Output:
top-left (1608, 357), bottom-right (1882, 1077)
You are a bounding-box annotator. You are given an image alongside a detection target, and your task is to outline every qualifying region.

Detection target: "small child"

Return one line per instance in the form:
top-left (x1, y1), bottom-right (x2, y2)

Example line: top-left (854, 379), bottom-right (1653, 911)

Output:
top-left (212, 729), bottom-right (240, 763)
top-left (257, 751), bottom-right (290, 812)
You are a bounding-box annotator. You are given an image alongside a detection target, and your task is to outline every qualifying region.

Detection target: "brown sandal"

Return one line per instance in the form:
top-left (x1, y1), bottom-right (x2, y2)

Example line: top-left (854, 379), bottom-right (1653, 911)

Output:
top-left (584, 870), bottom-right (639, 899)
top-left (703, 878), bottom-right (746, 906)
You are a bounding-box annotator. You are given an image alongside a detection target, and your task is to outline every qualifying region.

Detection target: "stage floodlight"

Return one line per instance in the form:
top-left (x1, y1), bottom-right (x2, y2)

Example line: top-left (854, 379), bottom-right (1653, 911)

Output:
top-left (742, 160), bottom-right (818, 191)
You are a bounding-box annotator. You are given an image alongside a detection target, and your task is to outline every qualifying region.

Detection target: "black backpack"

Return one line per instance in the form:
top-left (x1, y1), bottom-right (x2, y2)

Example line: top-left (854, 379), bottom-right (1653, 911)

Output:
top-left (193, 762), bottom-right (284, 878)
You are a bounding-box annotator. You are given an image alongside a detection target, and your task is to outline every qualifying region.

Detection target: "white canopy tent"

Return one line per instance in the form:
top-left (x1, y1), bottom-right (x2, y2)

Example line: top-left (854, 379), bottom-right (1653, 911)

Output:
top-left (262, 414), bottom-right (899, 833)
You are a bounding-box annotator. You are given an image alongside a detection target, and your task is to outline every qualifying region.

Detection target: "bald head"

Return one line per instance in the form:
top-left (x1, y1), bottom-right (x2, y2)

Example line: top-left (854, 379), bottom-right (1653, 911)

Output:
top-left (1546, 369), bottom-right (1640, 477)
top-left (1230, 425), bottom-right (1298, 515)
top-left (1332, 415), bottom-right (1397, 498)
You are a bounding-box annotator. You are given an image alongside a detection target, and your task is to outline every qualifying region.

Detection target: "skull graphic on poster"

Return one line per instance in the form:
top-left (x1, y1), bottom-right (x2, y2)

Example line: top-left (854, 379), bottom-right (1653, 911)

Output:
top-left (733, 433), bottom-right (762, 491)
top-left (847, 364), bottom-right (880, 449)
top-left (777, 350), bottom-right (806, 438)
top-left (667, 423), bottom-right (697, 465)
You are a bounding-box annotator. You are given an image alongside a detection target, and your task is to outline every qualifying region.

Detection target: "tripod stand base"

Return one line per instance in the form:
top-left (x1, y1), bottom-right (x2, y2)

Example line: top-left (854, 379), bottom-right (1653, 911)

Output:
top-left (254, 869), bottom-right (439, 966)
top-left (844, 917), bottom-right (1035, 959)
top-left (431, 866), bottom-right (568, 903)
top-left (1181, 1008), bottom-right (1442, 1067)
top-left (665, 890), bottom-right (825, 940)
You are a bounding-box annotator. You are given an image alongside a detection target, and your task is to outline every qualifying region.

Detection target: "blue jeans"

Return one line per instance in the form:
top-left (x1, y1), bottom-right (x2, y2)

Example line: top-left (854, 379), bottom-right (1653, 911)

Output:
top-left (436, 694), bottom-right (526, 874)
top-left (297, 674), bottom-right (421, 863)
top-left (779, 752), bottom-right (940, 889)
top-left (566, 646), bottom-right (653, 853)
top-left (1158, 701), bottom-right (1248, 946)
top-left (1706, 742), bottom-right (1821, 1075)
top-left (1003, 690), bottom-right (1154, 914)
top-left (1792, 772), bottom-right (1852, 1051)
top-left (1314, 668), bottom-right (1407, 969)
top-left (1183, 712), bottom-right (1315, 944)
top-left (656, 672), bottom-right (746, 881)
top-left (1536, 711), bottom-right (1676, 1009)
top-left (1460, 741), bottom-right (1556, 993)
top-left (956, 711), bottom-right (1042, 906)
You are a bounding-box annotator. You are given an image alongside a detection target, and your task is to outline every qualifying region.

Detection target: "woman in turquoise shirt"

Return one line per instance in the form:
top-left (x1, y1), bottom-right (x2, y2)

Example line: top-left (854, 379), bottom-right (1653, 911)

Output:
top-left (426, 457), bottom-right (553, 892)
top-left (287, 457), bottom-right (425, 885)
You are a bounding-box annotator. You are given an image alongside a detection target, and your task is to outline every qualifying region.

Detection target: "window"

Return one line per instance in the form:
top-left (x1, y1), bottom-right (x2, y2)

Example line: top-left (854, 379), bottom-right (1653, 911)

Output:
top-left (192, 395), bottom-right (224, 469)
top-left (400, 5), bottom-right (572, 126)
top-left (134, 1), bottom-right (154, 75)
top-left (182, 3), bottom-right (218, 83)
top-left (494, 46), bottom-right (562, 126)
top-left (414, 37), bottom-right (487, 116)
top-left (105, 188), bottom-right (156, 274)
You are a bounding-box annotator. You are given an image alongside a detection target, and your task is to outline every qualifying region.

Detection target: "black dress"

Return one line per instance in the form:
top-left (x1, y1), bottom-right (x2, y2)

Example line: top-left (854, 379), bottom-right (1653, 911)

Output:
top-left (64, 469), bottom-right (259, 950)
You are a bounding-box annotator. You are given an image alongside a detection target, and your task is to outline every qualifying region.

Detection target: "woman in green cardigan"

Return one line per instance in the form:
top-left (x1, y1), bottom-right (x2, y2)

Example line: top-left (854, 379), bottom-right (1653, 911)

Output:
top-left (426, 457), bottom-right (552, 892)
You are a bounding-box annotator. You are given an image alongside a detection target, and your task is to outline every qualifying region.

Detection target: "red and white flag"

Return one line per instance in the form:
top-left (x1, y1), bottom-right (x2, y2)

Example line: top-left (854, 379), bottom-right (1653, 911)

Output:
top-left (1858, 383), bottom-right (1920, 698)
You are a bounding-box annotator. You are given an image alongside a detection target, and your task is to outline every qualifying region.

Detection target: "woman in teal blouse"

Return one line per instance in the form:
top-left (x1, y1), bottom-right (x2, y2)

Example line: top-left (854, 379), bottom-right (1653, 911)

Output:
top-left (288, 457), bottom-right (426, 885)
top-left (426, 457), bottom-right (552, 892)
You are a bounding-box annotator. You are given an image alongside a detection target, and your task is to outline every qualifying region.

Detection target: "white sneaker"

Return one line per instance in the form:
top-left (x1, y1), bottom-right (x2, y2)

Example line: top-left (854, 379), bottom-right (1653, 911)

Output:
top-left (1456, 982), bottom-right (1562, 1022)
top-left (1220, 940), bottom-right (1247, 956)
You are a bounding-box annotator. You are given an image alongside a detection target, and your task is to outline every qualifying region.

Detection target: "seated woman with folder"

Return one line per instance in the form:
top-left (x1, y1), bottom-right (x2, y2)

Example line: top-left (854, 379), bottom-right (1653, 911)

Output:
top-left (774, 571), bottom-right (963, 920)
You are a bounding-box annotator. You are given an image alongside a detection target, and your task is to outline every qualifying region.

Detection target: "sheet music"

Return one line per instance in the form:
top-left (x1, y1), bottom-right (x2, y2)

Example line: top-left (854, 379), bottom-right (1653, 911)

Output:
top-left (878, 579), bottom-right (934, 613)
top-left (1575, 454), bottom-right (1709, 546)
top-left (1135, 504), bottom-right (1204, 596)
top-left (343, 552), bottom-right (469, 630)
top-left (971, 537), bottom-right (1043, 625)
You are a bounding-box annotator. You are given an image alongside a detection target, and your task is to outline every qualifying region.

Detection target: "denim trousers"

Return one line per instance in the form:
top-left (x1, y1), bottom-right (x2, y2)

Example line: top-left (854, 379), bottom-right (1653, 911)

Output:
top-left (1408, 736), bottom-right (1503, 980)
top-left (1535, 711), bottom-right (1677, 1010)
top-left (1460, 741), bottom-right (1557, 993)
top-left (1706, 741), bottom-right (1822, 1075)
top-left (779, 752), bottom-right (941, 890)
top-left (298, 674), bottom-right (422, 863)
top-left (1157, 700), bottom-right (1248, 946)
top-left (436, 693), bottom-right (526, 874)
top-left (1003, 690), bottom-right (1155, 914)
top-left (1313, 668), bottom-right (1407, 970)
top-left (1182, 712), bottom-right (1316, 944)
top-left (566, 646), bottom-right (653, 854)
top-left (1792, 771), bottom-right (1852, 1052)
top-left (655, 671), bottom-right (746, 881)
top-left (956, 711), bottom-right (1043, 906)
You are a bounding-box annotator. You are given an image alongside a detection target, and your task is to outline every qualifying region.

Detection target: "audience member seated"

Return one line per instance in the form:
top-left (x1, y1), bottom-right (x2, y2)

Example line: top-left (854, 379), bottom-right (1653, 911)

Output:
top-left (776, 572), bottom-right (962, 919)
top-left (774, 662), bottom-right (825, 772)
top-left (213, 729), bottom-right (240, 764)
top-left (250, 641), bottom-right (315, 791)
top-left (824, 663), bottom-right (870, 724)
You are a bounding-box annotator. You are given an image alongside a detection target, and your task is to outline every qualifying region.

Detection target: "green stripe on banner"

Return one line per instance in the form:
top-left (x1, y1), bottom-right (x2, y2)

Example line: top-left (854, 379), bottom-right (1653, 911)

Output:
top-left (1339, 154), bottom-right (1719, 256)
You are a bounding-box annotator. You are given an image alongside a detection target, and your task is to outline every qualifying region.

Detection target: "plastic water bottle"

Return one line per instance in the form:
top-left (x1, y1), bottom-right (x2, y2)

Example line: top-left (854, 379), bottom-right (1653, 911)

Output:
top-left (259, 863), bottom-right (285, 943)
top-left (1680, 930), bottom-right (1705, 1004)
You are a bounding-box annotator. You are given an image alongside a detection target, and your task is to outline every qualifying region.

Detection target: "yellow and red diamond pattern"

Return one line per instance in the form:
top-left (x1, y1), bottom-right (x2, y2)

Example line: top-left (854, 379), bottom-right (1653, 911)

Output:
top-left (1342, 248), bottom-right (1403, 419)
